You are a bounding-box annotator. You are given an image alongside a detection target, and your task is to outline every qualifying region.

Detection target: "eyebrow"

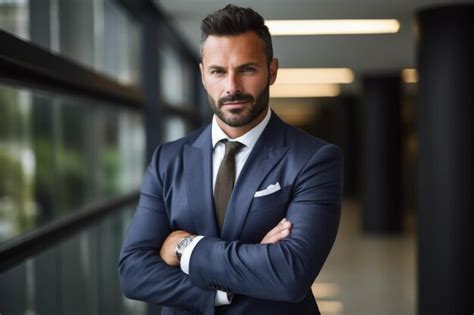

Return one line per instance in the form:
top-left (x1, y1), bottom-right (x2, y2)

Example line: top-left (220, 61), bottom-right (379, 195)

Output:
top-left (238, 62), bottom-right (259, 68)
top-left (206, 62), bottom-right (261, 70)
top-left (207, 65), bottom-right (224, 70)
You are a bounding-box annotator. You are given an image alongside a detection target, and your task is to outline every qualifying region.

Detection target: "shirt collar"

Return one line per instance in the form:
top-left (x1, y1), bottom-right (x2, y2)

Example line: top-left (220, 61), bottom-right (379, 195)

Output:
top-left (211, 107), bottom-right (272, 150)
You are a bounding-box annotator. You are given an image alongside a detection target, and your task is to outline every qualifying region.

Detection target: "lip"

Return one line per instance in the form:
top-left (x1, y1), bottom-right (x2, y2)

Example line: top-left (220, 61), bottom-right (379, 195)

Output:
top-left (222, 101), bottom-right (248, 106)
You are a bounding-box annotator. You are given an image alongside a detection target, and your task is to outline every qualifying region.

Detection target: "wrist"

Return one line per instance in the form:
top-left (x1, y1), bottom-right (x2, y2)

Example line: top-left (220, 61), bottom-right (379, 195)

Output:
top-left (175, 235), bottom-right (196, 261)
top-left (226, 291), bottom-right (234, 302)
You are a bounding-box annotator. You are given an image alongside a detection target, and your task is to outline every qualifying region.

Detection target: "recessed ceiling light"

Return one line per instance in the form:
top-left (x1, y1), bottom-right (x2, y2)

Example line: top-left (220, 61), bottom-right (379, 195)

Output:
top-left (266, 19), bottom-right (400, 35)
top-left (402, 68), bottom-right (418, 83)
top-left (276, 68), bottom-right (354, 84)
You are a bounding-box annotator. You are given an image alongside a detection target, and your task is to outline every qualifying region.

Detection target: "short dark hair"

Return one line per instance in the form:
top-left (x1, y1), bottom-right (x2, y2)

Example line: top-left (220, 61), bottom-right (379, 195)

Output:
top-left (200, 4), bottom-right (273, 64)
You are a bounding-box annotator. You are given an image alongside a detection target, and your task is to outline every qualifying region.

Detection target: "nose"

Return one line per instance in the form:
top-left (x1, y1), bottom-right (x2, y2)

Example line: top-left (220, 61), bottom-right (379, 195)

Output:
top-left (226, 72), bottom-right (242, 95)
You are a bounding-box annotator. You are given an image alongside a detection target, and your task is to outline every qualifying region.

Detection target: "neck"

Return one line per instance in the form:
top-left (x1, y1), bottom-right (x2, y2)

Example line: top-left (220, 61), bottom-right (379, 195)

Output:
top-left (217, 108), bottom-right (268, 139)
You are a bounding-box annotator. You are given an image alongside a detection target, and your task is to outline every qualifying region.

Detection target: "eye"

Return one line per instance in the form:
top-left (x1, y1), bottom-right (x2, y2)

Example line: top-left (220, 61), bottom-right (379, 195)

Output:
top-left (241, 67), bottom-right (256, 73)
top-left (210, 69), bottom-right (224, 75)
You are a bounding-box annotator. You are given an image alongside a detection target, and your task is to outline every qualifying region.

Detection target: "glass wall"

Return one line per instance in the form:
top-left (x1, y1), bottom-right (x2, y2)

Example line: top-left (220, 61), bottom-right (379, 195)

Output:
top-left (160, 43), bottom-right (194, 108)
top-left (0, 84), bottom-right (145, 244)
top-left (1, 0), bottom-right (204, 313)
top-left (102, 0), bottom-right (142, 85)
top-left (0, 0), bottom-right (142, 85)
top-left (0, 206), bottom-right (146, 315)
top-left (160, 40), bottom-right (199, 141)
top-left (0, 0), bottom-right (29, 41)
top-left (163, 115), bottom-right (190, 142)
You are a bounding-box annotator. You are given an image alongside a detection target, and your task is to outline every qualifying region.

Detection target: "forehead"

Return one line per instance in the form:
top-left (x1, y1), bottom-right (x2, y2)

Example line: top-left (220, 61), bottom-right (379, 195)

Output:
top-left (201, 31), bottom-right (267, 65)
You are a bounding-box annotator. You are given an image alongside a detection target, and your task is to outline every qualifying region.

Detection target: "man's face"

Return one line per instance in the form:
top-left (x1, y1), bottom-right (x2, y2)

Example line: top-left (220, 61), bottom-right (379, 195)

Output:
top-left (200, 31), bottom-right (278, 129)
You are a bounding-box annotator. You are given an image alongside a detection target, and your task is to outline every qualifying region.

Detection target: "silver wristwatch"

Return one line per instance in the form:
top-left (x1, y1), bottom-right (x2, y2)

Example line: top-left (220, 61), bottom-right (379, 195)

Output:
top-left (176, 235), bottom-right (196, 261)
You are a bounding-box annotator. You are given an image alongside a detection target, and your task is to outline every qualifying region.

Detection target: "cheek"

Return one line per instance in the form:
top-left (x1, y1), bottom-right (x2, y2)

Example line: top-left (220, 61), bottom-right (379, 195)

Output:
top-left (203, 85), bottom-right (223, 105)
top-left (204, 78), bottom-right (224, 95)
top-left (245, 76), bottom-right (268, 95)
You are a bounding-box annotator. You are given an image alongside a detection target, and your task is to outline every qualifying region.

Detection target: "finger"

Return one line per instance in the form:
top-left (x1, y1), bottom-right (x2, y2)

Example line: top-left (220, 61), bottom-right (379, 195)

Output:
top-left (263, 219), bottom-right (289, 241)
top-left (261, 221), bottom-right (292, 244)
top-left (273, 221), bottom-right (292, 240)
top-left (274, 222), bottom-right (292, 240)
top-left (262, 228), bottom-right (290, 244)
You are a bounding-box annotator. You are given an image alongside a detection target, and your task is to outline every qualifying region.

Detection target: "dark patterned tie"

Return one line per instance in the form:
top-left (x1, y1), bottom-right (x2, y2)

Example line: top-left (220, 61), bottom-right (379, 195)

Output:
top-left (214, 140), bottom-right (244, 231)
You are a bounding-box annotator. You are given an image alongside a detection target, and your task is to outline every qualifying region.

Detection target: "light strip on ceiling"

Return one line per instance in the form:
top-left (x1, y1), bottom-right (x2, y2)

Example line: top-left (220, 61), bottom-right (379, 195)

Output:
top-left (270, 84), bottom-right (341, 98)
top-left (276, 68), bottom-right (354, 84)
top-left (402, 68), bottom-right (418, 83)
top-left (266, 19), bottom-right (400, 35)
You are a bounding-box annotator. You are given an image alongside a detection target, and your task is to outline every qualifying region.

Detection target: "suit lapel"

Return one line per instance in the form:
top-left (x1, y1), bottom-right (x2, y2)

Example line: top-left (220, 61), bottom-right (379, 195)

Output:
top-left (222, 113), bottom-right (289, 240)
top-left (183, 125), bottom-right (219, 237)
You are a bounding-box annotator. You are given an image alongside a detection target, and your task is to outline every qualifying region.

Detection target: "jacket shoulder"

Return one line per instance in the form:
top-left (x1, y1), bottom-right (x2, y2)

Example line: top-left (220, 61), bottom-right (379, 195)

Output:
top-left (148, 125), bottom-right (209, 175)
top-left (283, 122), bottom-right (330, 151)
top-left (281, 121), bottom-right (342, 167)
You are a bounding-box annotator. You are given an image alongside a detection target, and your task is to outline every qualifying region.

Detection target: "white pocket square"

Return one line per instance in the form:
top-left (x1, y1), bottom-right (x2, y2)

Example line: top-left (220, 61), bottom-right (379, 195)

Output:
top-left (254, 182), bottom-right (281, 197)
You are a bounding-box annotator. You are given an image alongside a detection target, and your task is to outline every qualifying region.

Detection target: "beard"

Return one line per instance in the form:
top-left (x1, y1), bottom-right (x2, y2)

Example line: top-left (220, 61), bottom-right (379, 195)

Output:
top-left (207, 84), bottom-right (269, 127)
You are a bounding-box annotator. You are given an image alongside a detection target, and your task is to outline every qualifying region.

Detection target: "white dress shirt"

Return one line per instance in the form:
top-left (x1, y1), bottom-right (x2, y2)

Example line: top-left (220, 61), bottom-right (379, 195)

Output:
top-left (180, 107), bottom-right (272, 305)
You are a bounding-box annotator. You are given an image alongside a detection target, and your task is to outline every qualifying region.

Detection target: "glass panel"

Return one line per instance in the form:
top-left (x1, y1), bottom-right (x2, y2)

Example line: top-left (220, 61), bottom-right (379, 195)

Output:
top-left (0, 87), bottom-right (39, 242)
top-left (0, 0), bottom-right (142, 85)
top-left (163, 115), bottom-right (190, 142)
top-left (160, 43), bottom-right (193, 107)
top-left (102, 0), bottom-right (142, 85)
top-left (56, 0), bottom-right (142, 85)
top-left (0, 206), bottom-right (147, 315)
top-left (56, 0), bottom-right (96, 70)
top-left (0, 0), bottom-right (30, 41)
top-left (0, 84), bottom-right (145, 244)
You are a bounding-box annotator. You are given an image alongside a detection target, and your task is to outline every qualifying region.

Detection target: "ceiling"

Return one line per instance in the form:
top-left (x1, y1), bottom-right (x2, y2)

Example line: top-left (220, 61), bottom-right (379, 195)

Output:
top-left (156, 0), bottom-right (467, 75)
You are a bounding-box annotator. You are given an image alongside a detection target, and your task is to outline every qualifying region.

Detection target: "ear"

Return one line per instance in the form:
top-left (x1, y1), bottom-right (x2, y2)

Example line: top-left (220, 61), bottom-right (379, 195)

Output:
top-left (269, 58), bottom-right (279, 85)
top-left (199, 63), bottom-right (206, 88)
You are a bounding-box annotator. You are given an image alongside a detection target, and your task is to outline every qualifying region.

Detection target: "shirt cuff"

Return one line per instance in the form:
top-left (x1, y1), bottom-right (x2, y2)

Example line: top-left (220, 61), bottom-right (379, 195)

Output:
top-left (215, 290), bottom-right (233, 306)
top-left (179, 235), bottom-right (204, 275)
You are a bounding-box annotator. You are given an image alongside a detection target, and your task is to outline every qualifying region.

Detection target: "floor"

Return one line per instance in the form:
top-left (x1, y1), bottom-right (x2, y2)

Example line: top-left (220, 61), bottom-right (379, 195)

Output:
top-left (312, 199), bottom-right (417, 315)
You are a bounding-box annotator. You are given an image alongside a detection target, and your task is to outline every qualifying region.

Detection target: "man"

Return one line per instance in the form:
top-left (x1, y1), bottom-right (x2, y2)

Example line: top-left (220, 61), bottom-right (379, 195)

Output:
top-left (119, 4), bottom-right (342, 315)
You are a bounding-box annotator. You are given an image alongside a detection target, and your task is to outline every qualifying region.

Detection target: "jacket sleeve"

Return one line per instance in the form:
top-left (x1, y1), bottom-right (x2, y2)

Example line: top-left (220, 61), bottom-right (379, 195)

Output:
top-left (188, 144), bottom-right (343, 303)
top-left (118, 146), bottom-right (216, 314)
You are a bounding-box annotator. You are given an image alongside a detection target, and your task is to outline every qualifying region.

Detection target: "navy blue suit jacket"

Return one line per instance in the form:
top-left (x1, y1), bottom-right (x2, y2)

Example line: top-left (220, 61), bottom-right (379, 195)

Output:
top-left (119, 112), bottom-right (343, 315)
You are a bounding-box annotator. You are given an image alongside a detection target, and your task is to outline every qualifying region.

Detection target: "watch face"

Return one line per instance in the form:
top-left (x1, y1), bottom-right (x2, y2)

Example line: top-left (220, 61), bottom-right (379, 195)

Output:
top-left (180, 238), bottom-right (192, 249)
top-left (177, 236), bottom-right (195, 258)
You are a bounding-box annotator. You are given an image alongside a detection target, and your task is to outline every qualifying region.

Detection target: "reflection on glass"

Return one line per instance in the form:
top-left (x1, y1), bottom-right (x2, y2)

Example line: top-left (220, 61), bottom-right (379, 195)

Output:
top-left (0, 87), bottom-right (37, 242)
top-left (164, 116), bottom-right (189, 142)
top-left (103, 0), bottom-right (142, 85)
top-left (56, 0), bottom-right (142, 85)
top-left (0, 206), bottom-right (146, 314)
top-left (160, 43), bottom-right (193, 107)
top-left (0, 84), bottom-right (145, 244)
top-left (0, 0), bottom-right (30, 41)
top-left (0, 0), bottom-right (142, 85)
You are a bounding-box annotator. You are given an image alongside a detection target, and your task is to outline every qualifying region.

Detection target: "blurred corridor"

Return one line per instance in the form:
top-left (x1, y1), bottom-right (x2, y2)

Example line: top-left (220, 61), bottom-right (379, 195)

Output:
top-left (314, 199), bottom-right (416, 315)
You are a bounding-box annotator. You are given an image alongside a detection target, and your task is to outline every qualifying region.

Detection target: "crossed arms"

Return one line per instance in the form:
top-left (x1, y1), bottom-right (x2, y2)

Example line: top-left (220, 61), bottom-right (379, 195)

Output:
top-left (118, 144), bottom-right (342, 312)
top-left (159, 217), bottom-right (293, 267)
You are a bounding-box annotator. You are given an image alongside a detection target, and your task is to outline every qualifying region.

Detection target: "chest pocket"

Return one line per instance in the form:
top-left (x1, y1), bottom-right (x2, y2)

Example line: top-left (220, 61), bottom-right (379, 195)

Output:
top-left (248, 185), bottom-right (292, 213)
top-left (240, 186), bottom-right (292, 243)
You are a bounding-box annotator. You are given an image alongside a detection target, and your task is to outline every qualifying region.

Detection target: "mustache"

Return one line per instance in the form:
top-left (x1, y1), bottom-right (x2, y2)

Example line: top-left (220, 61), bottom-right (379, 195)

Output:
top-left (218, 93), bottom-right (254, 107)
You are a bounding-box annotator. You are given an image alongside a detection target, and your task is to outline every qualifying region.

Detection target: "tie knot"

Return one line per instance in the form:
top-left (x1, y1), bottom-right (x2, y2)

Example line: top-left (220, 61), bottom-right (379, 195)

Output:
top-left (224, 140), bottom-right (244, 157)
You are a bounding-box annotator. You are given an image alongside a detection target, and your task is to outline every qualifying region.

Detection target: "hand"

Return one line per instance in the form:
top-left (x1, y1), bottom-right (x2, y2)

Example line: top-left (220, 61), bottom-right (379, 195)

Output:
top-left (260, 218), bottom-right (292, 244)
top-left (159, 230), bottom-right (192, 266)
